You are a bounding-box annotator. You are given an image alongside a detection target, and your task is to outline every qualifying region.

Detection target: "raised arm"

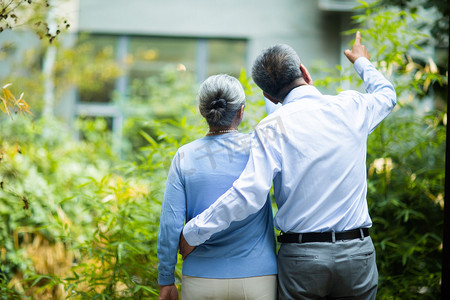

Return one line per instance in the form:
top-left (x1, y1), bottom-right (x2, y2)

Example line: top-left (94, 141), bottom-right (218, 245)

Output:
top-left (346, 31), bottom-right (397, 133)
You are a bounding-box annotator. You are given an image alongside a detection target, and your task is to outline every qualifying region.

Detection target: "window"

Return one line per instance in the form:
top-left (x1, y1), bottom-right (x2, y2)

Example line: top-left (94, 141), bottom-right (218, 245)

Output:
top-left (73, 34), bottom-right (247, 150)
top-left (127, 37), bottom-right (198, 99)
top-left (77, 35), bottom-right (119, 103)
top-left (208, 39), bottom-right (247, 77)
top-left (76, 34), bottom-right (247, 103)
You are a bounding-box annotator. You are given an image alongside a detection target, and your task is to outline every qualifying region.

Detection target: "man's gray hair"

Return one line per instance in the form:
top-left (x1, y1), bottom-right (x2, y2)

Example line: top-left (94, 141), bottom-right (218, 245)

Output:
top-left (198, 74), bottom-right (245, 127)
top-left (251, 44), bottom-right (302, 101)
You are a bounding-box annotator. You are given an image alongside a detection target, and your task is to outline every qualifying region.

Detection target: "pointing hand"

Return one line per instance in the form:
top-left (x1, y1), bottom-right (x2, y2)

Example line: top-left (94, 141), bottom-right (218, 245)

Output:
top-left (344, 31), bottom-right (371, 64)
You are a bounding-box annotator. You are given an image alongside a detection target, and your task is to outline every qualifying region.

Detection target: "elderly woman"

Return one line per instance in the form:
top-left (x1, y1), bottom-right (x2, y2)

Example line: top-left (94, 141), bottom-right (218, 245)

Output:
top-left (157, 74), bottom-right (277, 300)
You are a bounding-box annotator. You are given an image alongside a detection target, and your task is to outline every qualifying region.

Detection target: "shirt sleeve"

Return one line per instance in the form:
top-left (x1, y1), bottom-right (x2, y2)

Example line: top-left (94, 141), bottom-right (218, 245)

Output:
top-left (157, 151), bottom-right (186, 285)
top-left (183, 126), bottom-right (282, 246)
top-left (353, 57), bottom-right (397, 134)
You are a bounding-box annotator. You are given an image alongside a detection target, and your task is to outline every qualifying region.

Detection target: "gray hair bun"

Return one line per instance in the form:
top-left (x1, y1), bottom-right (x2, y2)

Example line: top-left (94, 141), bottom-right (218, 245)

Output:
top-left (210, 98), bottom-right (227, 109)
top-left (198, 74), bottom-right (245, 127)
top-left (207, 98), bottom-right (227, 123)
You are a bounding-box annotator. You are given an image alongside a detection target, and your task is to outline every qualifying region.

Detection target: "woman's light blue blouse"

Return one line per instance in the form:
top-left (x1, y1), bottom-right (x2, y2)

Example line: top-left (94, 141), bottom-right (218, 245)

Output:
top-left (157, 132), bottom-right (277, 285)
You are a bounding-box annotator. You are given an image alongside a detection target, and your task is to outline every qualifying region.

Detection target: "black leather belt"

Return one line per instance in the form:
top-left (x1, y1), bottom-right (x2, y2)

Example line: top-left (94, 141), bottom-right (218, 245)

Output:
top-left (277, 228), bottom-right (370, 243)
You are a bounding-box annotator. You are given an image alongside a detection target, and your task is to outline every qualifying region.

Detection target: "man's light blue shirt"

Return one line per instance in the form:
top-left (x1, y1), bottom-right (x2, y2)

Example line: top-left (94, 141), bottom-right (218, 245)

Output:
top-left (183, 57), bottom-right (397, 246)
top-left (157, 133), bottom-right (277, 285)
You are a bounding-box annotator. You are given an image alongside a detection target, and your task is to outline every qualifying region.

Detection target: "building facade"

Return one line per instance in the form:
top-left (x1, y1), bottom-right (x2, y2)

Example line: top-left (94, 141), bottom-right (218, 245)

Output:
top-left (1, 0), bottom-right (359, 145)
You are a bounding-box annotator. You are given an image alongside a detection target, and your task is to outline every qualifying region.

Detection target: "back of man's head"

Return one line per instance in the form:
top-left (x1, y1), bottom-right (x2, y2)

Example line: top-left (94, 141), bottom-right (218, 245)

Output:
top-left (251, 44), bottom-right (302, 102)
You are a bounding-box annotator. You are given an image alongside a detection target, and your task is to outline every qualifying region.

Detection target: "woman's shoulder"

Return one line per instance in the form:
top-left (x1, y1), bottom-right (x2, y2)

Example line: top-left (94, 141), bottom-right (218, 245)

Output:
top-left (176, 132), bottom-right (253, 158)
top-left (184, 132), bottom-right (252, 147)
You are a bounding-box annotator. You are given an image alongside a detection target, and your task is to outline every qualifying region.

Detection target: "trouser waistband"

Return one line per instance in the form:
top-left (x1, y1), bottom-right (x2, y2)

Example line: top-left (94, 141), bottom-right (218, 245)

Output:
top-left (277, 228), bottom-right (370, 243)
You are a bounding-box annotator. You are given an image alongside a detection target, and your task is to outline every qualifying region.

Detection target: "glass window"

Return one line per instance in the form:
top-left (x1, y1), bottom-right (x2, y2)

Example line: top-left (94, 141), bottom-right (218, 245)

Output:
top-left (76, 34), bottom-right (247, 103)
top-left (207, 39), bottom-right (247, 78)
top-left (128, 37), bottom-right (197, 76)
top-left (77, 35), bottom-right (119, 103)
top-left (127, 37), bottom-right (197, 98)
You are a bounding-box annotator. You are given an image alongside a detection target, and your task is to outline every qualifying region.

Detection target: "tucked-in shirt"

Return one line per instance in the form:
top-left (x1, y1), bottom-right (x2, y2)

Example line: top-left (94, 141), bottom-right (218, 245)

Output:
top-left (157, 133), bottom-right (277, 285)
top-left (183, 57), bottom-right (397, 246)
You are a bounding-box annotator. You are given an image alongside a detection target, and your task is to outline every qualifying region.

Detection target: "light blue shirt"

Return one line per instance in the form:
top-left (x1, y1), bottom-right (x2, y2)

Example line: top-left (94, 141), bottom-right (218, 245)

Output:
top-left (264, 96), bottom-right (282, 115)
top-left (183, 57), bottom-right (397, 246)
top-left (157, 133), bottom-right (277, 285)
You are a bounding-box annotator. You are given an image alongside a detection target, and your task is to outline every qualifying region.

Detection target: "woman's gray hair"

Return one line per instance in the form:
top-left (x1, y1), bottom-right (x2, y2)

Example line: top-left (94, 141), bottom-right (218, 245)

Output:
top-left (198, 74), bottom-right (245, 127)
top-left (251, 44), bottom-right (302, 101)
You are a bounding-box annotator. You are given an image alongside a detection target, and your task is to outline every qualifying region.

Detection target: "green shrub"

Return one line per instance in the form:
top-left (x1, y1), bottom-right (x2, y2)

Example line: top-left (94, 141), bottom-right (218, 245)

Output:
top-left (367, 112), bottom-right (445, 299)
top-left (0, 3), bottom-right (446, 297)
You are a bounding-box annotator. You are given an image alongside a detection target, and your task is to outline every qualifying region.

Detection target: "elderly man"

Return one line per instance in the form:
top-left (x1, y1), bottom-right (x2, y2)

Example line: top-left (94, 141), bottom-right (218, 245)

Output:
top-left (180, 32), bottom-right (396, 299)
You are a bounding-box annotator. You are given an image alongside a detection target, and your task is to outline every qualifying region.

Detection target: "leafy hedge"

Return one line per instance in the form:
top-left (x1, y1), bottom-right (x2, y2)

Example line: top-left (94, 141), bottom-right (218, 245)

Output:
top-left (0, 2), bottom-right (446, 299)
top-left (368, 111), bottom-right (445, 299)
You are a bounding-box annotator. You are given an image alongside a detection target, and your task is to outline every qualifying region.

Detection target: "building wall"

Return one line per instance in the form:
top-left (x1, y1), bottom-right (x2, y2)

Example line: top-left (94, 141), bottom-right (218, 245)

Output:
top-left (0, 0), bottom-right (354, 148)
top-left (78, 0), bottom-right (345, 72)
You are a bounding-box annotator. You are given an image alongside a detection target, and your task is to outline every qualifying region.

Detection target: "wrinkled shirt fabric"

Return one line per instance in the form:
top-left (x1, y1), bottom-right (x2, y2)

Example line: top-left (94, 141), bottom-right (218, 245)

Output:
top-left (183, 57), bottom-right (396, 246)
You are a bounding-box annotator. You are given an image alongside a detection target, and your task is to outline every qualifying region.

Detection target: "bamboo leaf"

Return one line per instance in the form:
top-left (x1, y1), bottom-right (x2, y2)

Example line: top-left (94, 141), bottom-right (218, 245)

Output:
top-left (140, 130), bottom-right (158, 148)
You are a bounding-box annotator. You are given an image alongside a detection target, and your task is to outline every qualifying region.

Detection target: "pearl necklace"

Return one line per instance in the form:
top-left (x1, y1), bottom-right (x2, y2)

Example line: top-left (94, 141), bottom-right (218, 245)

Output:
top-left (206, 129), bottom-right (238, 136)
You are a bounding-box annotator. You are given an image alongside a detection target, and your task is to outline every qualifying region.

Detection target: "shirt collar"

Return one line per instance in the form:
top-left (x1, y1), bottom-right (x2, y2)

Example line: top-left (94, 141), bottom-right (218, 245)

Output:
top-left (283, 85), bottom-right (322, 106)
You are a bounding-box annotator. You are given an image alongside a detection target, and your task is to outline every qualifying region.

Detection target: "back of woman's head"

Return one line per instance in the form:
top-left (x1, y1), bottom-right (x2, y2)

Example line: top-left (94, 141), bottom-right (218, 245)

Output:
top-left (198, 74), bottom-right (245, 127)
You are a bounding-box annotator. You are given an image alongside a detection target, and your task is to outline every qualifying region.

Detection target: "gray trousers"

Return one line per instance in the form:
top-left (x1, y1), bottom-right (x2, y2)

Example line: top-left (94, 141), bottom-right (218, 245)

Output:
top-left (277, 236), bottom-right (378, 300)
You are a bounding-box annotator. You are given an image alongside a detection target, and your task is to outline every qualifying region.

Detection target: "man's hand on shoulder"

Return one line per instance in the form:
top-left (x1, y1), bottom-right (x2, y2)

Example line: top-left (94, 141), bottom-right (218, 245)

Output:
top-left (344, 31), bottom-right (371, 64)
top-left (159, 284), bottom-right (178, 300)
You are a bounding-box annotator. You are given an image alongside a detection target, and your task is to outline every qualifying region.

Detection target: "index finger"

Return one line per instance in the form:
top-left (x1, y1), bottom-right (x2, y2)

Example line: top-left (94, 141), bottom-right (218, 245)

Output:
top-left (355, 31), bottom-right (361, 45)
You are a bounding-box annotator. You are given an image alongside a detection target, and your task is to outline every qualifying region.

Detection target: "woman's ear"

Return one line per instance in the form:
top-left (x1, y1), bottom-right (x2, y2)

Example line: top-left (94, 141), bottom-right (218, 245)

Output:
top-left (300, 64), bottom-right (313, 85)
top-left (237, 104), bottom-right (245, 120)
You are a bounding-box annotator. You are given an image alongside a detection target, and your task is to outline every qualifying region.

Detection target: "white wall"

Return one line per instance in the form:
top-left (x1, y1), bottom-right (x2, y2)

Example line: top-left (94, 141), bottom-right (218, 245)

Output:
top-left (78, 0), bottom-right (345, 73)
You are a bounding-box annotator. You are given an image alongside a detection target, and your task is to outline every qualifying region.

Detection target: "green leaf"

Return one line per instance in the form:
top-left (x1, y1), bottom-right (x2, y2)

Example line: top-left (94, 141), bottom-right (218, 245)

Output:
top-left (31, 275), bottom-right (53, 287)
top-left (140, 130), bottom-right (158, 148)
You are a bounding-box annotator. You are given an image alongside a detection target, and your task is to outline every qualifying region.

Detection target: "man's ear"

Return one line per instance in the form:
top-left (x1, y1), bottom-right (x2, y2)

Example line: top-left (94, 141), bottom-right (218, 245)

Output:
top-left (300, 64), bottom-right (313, 85)
top-left (263, 92), bottom-right (281, 104)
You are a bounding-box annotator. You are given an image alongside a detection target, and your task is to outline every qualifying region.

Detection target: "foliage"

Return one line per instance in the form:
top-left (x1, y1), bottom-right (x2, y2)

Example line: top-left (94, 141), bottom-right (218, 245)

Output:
top-left (0, 1), bottom-right (446, 299)
top-left (315, 1), bottom-right (447, 106)
top-left (367, 112), bottom-right (445, 299)
top-left (64, 175), bottom-right (160, 298)
top-left (380, 0), bottom-right (449, 47)
top-left (0, 83), bottom-right (32, 118)
top-left (121, 66), bottom-right (200, 156)
top-left (0, 268), bottom-right (22, 299)
top-left (1, 34), bottom-right (122, 116)
top-left (351, 1), bottom-right (446, 100)
top-left (55, 34), bottom-right (123, 104)
top-left (0, 0), bottom-right (70, 43)
top-left (0, 117), bottom-right (116, 297)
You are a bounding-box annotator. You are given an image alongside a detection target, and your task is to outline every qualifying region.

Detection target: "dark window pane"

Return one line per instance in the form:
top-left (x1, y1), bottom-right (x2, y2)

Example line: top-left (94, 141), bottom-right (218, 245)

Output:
top-left (128, 37), bottom-right (197, 98)
top-left (77, 35), bottom-right (119, 103)
top-left (208, 39), bottom-right (247, 77)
